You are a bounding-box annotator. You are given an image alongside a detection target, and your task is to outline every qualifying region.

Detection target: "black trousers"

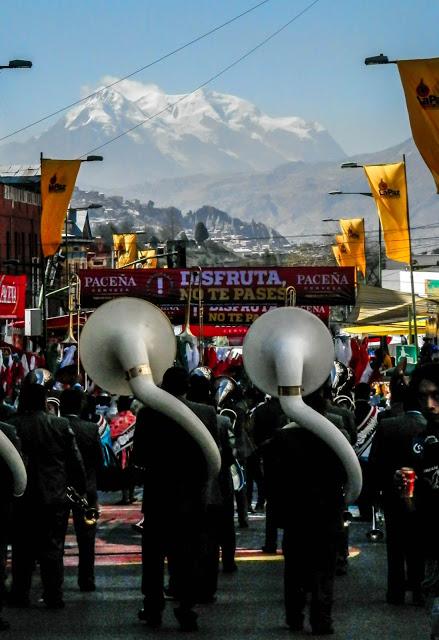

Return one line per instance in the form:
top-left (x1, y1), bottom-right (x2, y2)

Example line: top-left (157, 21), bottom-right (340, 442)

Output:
top-left (0, 500), bottom-right (13, 613)
top-left (70, 505), bottom-right (97, 588)
top-left (383, 498), bottom-right (424, 599)
top-left (197, 500), bottom-right (236, 597)
top-left (282, 524), bottom-right (337, 629)
top-left (246, 453), bottom-right (265, 507)
top-left (11, 502), bottom-right (69, 604)
top-left (141, 512), bottom-right (202, 616)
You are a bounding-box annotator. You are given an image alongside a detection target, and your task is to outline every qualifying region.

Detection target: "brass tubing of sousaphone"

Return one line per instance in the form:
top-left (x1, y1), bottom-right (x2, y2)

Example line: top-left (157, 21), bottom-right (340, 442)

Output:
top-left (128, 374), bottom-right (221, 480)
top-left (0, 430), bottom-right (27, 497)
top-left (79, 298), bottom-right (221, 483)
top-left (279, 394), bottom-right (362, 504)
top-left (243, 307), bottom-right (363, 504)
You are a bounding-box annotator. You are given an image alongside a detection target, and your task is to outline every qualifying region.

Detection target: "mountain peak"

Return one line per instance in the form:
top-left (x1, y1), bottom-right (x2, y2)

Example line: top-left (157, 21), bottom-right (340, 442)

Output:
top-left (0, 79), bottom-right (346, 183)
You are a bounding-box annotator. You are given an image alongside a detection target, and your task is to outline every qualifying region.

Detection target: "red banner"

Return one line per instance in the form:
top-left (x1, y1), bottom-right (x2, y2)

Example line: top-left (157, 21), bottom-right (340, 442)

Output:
top-left (160, 303), bottom-right (330, 325)
top-left (79, 267), bottom-right (355, 312)
top-left (0, 275), bottom-right (26, 320)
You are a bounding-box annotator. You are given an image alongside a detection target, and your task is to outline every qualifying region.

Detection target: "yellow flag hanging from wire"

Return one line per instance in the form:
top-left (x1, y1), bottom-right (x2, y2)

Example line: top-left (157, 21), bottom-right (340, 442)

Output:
top-left (339, 218), bottom-right (366, 277)
top-left (40, 159), bottom-right (81, 257)
top-left (397, 58), bottom-right (439, 192)
top-left (112, 234), bottom-right (126, 253)
top-left (113, 233), bottom-right (138, 268)
top-left (138, 248), bottom-right (158, 269)
top-left (363, 162), bottom-right (410, 264)
top-left (334, 235), bottom-right (356, 267)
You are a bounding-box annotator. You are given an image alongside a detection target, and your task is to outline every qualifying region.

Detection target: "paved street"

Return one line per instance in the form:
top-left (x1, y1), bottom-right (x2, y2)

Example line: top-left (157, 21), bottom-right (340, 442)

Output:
top-left (3, 499), bottom-right (432, 639)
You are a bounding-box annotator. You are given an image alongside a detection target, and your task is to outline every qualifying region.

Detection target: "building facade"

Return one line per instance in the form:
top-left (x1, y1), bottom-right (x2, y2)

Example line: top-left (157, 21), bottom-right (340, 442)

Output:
top-left (0, 167), bottom-right (41, 307)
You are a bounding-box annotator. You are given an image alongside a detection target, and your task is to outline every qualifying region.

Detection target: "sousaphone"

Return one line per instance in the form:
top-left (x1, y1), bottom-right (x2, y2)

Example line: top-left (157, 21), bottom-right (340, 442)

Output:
top-left (79, 298), bottom-right (220, 479)
top-left (243, 307), bottom-right (362, 503)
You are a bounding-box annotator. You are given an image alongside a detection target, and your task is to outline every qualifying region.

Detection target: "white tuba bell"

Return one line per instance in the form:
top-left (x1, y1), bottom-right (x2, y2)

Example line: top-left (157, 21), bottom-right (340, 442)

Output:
top-left (79, 297), bottom-right (220, 479)
top-left (242, 307), bottom-right (362, 503)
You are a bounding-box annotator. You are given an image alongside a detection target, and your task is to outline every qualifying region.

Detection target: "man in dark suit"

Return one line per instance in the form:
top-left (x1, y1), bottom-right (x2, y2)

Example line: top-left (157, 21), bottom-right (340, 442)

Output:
top-left (60, 389), bottom-right (104, 592)
top-left (368, 388), bottom-right (427, 605)
top-left (132, 366), bottom-right (217, 631)
top-left (408, 364), bottom-right (439, 608)
top-left (264, 389), bottom-right (346, 636)
top-left (8, 383), bottom-right (86, 609)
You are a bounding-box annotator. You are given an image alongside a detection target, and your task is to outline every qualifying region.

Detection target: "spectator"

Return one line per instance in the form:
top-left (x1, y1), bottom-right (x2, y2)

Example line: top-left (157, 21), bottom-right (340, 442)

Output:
top-left (60, 389), bottom-right (104, 592)
top-left (8, 383), bottom-right (85, 609)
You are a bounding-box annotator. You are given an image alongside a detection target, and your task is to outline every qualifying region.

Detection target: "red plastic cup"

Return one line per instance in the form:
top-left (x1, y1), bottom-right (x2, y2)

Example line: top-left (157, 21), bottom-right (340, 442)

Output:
top-left (400, 467), bottom-right (416, 499)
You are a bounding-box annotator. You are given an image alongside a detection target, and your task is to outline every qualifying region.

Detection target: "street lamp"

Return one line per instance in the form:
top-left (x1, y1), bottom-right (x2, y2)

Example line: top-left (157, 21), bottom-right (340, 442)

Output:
top-left (364, 53), bottom-right (396, 66)
top-left (328, 190), bottom-right (373, 197)
top-left (0, 59), bottom-right (32, 69)
top-left (83, 155), bottom-right (103, 163)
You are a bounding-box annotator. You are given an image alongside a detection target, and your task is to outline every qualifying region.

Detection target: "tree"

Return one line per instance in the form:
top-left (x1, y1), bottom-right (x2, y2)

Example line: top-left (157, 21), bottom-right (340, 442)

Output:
top-left (194, 221), bottom-right (209, 245)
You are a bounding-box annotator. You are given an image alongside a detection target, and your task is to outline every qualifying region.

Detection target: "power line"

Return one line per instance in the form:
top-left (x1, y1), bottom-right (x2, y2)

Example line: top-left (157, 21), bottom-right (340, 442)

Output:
top-left (81, 0), bottom-right (322, 157)
top-left (0, 0), bottom-right (271, 144)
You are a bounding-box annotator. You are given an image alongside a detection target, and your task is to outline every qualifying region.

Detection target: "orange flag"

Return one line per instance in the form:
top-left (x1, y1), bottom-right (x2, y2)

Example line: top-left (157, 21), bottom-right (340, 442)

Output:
top-left (334, 236), bottom-right (356, 267)
top-left (363, 162), bottom-right (410, 264)
top-left (40, 159), bottom-right (81, 257)
top-left (339, 218), bottom-right (366, 277)
top-left (113, 233), bottom-right (138, 268)
top-left (138, 248), bottom-right (158, 269)
top-left (398, 58), bottom-right (439, 192)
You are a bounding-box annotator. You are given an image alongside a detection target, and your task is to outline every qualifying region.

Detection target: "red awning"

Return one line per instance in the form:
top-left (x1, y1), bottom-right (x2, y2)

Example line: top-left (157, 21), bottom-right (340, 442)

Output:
top-left (12, 313), bottom-right (89, 330)
top-left (185, 325), bottom-right (248, 337)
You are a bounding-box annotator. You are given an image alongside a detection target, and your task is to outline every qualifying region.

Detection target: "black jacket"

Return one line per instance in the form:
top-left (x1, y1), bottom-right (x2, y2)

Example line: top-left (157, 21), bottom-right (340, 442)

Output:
top-left (62, 414), bottom-right (104, 503)
top-left (263, 425), bottom-right (346, 530)
top-left (132, 398), bottom-right (216, 517)
top-left (8, 410), bottom-right (86, 505)
top-left (368, 411), bottom-right (426, 500)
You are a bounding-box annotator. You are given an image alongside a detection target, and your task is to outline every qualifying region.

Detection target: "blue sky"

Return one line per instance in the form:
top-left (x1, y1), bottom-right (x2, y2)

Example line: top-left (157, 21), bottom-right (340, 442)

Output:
top-left (1, 0), bottom-right (439, 155)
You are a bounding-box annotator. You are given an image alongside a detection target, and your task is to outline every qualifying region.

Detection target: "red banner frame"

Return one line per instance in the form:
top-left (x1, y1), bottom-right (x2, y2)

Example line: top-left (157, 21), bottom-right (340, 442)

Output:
top-left (79, 266), bottom-right (355, 314)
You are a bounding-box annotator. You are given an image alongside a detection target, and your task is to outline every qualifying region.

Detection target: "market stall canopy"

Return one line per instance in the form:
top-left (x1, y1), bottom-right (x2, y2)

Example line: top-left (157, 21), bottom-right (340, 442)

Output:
top-left (343, 320), bottom-right (428, 336)
top-left (347, 284), bottom-right (438, 326)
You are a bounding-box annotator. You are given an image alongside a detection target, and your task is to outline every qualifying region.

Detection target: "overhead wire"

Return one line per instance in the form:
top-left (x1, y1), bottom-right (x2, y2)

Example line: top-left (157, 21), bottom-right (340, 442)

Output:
top-left (0, 0), bottom-right (272, 144)
top-left (81, 0), bottom-right (323, 157)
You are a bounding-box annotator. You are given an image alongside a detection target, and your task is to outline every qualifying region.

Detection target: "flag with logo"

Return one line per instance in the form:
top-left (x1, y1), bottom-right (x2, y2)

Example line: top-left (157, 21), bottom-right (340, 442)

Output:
top-left (333, 236), bottom-right (356, 267)
top-left (138, 248), bottom-right (158, 269)
top-left (113, 233), bottom-right (138, 268)
top-left (40, 159), bottom-right (81, 257)
top-left (339, 218), bottom-right (366, 277)
top-left (363, 162), bottom-right (410, 264)
top-left (397, 58), bottom-right (439, 192)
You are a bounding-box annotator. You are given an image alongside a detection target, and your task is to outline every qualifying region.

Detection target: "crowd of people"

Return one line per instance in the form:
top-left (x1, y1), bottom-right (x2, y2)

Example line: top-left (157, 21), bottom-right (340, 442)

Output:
top-left (0, 355), bottom-right (439, 636)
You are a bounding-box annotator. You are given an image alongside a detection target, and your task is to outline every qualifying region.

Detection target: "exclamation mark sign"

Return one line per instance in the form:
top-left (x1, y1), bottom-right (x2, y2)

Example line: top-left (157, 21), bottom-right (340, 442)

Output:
top-left (157, 277), bottom-right (164, 295)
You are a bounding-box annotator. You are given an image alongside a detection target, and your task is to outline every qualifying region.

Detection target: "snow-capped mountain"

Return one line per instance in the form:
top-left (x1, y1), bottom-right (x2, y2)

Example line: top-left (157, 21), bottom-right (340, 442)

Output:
top-left (0, 80), bottom-right (345, 186)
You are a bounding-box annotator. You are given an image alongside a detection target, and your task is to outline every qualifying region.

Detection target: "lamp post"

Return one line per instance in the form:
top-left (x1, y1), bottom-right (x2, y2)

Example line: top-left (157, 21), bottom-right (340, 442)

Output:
top-left (363, 56), bottom-right (418, 348)
top-left (340, 162), bottom-right (385, 285)
top-left (327, 188), bottom-right (383, 286)
top-left (0, 59), bottom-right (32, 70)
